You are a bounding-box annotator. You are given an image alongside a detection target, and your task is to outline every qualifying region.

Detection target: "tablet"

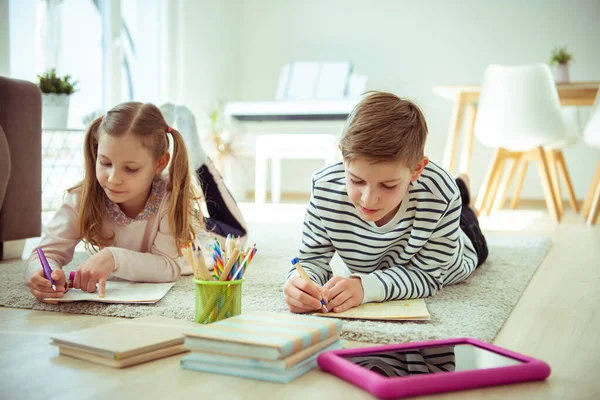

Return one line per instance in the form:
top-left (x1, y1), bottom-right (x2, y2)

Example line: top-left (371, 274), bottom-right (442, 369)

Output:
top-left (317, 338), bottom-right (550, 399)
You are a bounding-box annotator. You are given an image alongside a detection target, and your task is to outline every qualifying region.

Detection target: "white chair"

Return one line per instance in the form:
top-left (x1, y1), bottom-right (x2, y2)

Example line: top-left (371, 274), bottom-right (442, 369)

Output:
top-left (474, 64), bottom-right (568, 222)
top-left (255, 134), bottom-right (338, 203)
top-left (582, 106), bottom-right (600, 225)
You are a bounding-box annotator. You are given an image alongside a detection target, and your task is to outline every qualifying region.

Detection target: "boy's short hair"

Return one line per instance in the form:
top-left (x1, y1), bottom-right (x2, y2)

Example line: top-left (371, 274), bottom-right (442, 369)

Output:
top-left (340, 91), bottom-right (428, 168)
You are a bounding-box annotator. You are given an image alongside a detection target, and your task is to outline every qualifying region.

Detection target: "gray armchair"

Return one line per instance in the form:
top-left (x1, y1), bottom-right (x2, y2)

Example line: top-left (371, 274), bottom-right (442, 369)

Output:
top-left (0, 76), bottom-right (42, 259)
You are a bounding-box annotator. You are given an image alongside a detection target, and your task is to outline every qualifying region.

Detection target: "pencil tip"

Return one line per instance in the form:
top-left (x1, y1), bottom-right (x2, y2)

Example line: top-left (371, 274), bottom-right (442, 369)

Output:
top-left (291, 257), bottom-right (298, 265)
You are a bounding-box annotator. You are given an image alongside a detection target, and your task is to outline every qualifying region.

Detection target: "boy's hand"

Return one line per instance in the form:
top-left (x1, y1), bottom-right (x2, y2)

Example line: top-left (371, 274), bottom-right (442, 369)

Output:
top-left (323, 276), bottom-right (364, 313)
top-left (28, 268), bottom-right (67, 302)
top-left (73, 248), bottom-right (115, 297)
top-left (283, 275), bottom-right (328, 314)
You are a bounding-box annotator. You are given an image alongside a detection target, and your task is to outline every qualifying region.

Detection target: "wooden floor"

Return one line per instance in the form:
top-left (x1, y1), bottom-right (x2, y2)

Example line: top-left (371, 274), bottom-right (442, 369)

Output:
top-left (1, 205), bottom-right (599, 400)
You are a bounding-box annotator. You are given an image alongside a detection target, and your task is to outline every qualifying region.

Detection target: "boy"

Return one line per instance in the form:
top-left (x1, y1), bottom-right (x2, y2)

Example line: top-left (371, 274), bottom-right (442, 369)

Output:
top-left (283, 91), bottom-right (488, 314)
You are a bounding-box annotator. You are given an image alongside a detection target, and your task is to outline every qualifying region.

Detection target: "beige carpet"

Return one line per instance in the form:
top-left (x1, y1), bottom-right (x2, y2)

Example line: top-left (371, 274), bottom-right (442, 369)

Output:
top-left (0, 223), bottom-right (551, 344)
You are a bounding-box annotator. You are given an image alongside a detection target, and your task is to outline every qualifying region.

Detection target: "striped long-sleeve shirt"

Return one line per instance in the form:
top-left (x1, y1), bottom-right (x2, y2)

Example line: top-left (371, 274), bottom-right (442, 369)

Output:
top-left (288, 161), bottom-right (478, 304)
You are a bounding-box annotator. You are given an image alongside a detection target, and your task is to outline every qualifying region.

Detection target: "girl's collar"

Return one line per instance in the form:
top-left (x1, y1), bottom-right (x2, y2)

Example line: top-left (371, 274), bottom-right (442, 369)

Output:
top-left (105, 177), bottom-right (167, 225)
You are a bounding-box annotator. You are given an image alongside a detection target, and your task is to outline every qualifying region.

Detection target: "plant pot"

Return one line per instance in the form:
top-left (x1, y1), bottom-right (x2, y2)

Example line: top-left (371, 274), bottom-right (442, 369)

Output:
top-left (552, 63), bottom-right (570, 84)
top-left (42, 93), bottom-right (71, 129)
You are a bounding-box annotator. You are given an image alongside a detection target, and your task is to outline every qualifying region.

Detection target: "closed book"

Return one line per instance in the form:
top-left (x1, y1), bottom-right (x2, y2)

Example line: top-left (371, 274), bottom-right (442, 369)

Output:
top-left (180, 346), bottom-right (331, 383)
top-left (58, 344), bottom-right (187, 368)
top-left (188, 336), bottom-right (342, 370)
top-left (184, 311), bottom-right (343, 360)
top-left (50, 316), bottom-right (197, 367)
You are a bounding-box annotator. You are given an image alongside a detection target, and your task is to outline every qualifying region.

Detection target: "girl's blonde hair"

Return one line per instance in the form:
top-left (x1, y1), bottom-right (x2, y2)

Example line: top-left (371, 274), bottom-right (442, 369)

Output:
top-left (69, 102), bottom-right (204, 254)
top-left (340, 91), bottom-right (428, 169)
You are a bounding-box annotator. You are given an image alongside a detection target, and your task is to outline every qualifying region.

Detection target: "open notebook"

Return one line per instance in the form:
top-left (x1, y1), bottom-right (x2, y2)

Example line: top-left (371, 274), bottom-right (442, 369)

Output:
top-left (44, 281), bottom-right (175, 304)
top-left (314, 299), bottom-right (431, 321)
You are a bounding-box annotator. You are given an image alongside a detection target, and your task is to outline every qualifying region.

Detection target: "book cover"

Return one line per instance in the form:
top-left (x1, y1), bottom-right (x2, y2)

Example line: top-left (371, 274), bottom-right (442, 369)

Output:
top-left (184, 311), bottom-right (343, 360)
top-left (180, 348), bottom-right (325, 383)
top-left (187, 336), bottom-right (342, 370)
top-left (50, 316), bottom-right (197, 362)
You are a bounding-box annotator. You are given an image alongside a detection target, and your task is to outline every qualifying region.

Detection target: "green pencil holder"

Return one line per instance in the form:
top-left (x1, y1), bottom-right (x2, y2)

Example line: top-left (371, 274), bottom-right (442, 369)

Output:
top-left (193, 278), bottom-right (244, 324)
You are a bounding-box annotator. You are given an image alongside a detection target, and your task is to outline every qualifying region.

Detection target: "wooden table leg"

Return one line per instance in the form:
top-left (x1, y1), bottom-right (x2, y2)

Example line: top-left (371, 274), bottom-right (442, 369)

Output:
top-left (442, 92), bottom-right (467, 174)
top-left (459, 103), bottom-right (478, 175)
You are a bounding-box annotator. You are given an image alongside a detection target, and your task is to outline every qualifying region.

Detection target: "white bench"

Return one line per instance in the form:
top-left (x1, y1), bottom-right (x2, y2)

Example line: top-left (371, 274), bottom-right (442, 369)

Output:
top-left (254, 134), bottom-right (338, 203)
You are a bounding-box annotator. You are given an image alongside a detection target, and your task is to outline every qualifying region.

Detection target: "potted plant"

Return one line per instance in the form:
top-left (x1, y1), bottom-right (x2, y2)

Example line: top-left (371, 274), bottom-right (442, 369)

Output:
top-left (37, 68), bottom-right (78, 129)
top-left (549, 46), bottom-right (574, 83)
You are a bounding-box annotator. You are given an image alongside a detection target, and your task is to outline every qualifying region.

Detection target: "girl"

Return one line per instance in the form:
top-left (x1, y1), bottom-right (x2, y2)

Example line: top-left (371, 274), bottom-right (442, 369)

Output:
top-left (25, 102), bottom-right (205, 302)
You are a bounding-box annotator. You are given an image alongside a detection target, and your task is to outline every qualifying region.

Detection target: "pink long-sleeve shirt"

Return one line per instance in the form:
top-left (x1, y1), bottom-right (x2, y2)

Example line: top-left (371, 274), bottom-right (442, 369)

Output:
top-left (23, 178), bottom-right (195, 282)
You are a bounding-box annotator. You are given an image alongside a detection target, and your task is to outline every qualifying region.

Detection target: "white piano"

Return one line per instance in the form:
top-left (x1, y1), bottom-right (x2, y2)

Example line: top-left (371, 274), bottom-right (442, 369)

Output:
top-left (224, 99), bottom-right (359, 122)
top-left (220, 62), bottom-right (366, 201)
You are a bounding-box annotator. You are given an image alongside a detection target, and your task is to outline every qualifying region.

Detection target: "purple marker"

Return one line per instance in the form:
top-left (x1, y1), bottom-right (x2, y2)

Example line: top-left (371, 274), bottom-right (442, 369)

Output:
top-left (36, 247), bottom-right (56, 291)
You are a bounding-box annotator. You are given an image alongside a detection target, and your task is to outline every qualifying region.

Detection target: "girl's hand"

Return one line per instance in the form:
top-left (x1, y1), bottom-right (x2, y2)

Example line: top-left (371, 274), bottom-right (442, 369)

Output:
top-left (28, 269), bottom-right (67, 302)
top-left (73, 248), bottom-right (115, 297)
top-left (322, 276), bottom-right (364, 313)
top-left (283, 275), bottom-right (327, 314)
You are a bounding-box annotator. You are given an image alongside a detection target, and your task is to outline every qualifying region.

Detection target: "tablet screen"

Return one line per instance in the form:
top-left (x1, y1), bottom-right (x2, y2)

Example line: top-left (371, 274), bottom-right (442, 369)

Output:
top-left (341, 344), bottom-right (523, 377)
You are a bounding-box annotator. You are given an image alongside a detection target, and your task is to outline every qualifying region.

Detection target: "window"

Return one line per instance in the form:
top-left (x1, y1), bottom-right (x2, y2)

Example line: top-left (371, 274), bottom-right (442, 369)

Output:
top-left (59, 0), bottom-right (103, 128)
top-left (9, 0), bottom-right (166, 128)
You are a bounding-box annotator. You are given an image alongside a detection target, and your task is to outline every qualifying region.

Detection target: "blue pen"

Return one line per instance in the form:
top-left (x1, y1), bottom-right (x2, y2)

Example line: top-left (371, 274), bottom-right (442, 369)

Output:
top-left (36, 247), bottom-right (56, 291)
top-left (291, 257), bottom-right (329, 313)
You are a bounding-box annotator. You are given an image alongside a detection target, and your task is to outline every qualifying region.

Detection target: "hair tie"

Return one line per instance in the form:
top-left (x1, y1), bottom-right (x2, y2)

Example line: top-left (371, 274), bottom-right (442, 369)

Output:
top-left (167, 126), bottom-right (173, 133)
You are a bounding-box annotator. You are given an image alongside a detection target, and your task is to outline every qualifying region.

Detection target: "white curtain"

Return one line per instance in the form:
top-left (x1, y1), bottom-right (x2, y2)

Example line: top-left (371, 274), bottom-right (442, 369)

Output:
top-left (36, 0), bottom-right (63, 73)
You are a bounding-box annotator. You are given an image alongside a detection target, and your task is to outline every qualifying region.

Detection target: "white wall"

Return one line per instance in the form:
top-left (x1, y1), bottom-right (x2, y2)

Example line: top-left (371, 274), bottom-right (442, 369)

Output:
top-left (227, 0), bottom-right (600, 199)
top-left (0, 0), bottom-right (8, 76)
top-left (175, 0), bottom-right (242, 134)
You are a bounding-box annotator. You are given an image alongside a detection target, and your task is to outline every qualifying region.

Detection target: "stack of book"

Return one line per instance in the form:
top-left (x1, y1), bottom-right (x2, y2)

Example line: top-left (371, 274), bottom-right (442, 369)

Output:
top-left (181, 311), bottom-right (343, 383)
top-left (50, 316), bottom-right (198, 368)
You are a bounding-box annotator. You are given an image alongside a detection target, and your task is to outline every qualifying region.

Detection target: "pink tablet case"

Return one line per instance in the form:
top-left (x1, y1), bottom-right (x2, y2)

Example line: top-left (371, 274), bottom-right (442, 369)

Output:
top-left (317, 338), bottom-right (551, 399)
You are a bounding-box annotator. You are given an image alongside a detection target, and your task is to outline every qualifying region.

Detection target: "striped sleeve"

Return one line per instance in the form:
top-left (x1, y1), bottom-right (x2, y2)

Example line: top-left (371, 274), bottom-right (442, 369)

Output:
top-left (409, 189), bottom-right (477, 288)
top-left (286, 184), bottom-right (335, 286)
top-left (355, 190), bottom-right (476, 303)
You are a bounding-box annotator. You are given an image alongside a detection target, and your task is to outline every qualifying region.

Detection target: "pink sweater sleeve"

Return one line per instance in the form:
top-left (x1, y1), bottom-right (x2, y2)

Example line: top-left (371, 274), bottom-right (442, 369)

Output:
top-left (23, 192), bottom-right (82, 282)
top-left (107, 197), bottom-right (183, 283)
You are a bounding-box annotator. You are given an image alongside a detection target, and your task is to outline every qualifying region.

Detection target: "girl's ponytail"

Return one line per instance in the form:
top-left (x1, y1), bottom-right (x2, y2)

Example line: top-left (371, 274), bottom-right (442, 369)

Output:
top-left (166, 127), bottom-right (204, 251)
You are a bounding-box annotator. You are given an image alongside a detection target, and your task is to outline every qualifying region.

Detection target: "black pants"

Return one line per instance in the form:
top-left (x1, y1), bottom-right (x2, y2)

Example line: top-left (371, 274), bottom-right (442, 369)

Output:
top-left (456, 178), bottom-right (488, 266)
top-left (196, 163), bottom-right (247, 238)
